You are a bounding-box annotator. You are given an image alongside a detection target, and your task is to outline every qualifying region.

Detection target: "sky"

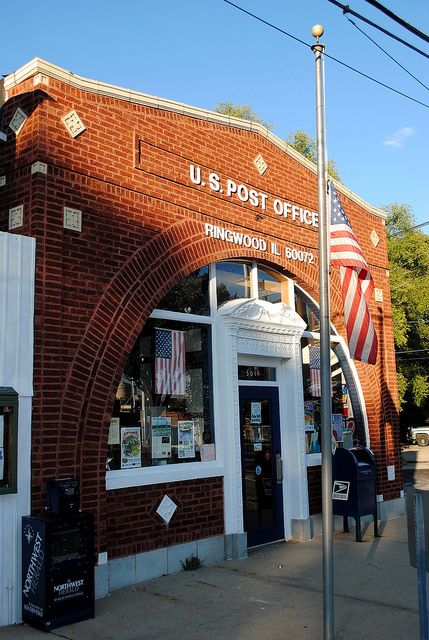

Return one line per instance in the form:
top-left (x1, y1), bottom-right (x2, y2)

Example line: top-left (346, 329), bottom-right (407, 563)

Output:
top-left (2, 0), bottom-right (428, 227)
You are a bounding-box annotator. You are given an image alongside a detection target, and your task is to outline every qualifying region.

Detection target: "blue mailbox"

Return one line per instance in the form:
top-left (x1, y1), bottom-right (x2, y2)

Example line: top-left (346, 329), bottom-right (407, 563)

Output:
top-left (332, 447), bottom-right (379, 542)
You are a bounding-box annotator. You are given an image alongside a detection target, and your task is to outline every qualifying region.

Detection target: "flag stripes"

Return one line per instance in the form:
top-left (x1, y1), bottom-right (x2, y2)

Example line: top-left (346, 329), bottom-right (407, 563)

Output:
top-left (155, 328), bottom-right (186, 396)
top-left (330, 182), bottom-right (378, 365)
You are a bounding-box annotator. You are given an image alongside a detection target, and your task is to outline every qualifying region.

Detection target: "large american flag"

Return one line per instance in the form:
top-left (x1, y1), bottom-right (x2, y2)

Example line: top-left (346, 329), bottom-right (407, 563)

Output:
top-left (155, 329), bottom-right (186, 396)
top-left (330, 182), bottom-right (378, 365)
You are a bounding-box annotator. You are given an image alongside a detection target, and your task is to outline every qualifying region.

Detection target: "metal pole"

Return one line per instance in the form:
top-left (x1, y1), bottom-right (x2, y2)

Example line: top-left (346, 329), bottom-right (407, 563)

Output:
top-left (312, 25), bottom-right (334, 640)
top-left (414, 491), bottom-right (429, 639)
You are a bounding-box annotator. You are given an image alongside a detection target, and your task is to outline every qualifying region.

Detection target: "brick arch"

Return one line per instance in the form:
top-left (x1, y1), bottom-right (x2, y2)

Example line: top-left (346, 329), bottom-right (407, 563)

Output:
top-left (53, 217), bottom-right (384, 546)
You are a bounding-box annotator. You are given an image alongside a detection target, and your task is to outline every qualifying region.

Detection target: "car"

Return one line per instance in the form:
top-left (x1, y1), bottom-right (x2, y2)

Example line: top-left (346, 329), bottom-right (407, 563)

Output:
top-left (410, 426), bottom-right (429, 447)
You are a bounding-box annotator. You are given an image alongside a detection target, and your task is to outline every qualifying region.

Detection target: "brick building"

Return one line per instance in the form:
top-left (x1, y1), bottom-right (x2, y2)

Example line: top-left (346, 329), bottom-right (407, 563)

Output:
top-left (0, 58), bottom-right (402, 624)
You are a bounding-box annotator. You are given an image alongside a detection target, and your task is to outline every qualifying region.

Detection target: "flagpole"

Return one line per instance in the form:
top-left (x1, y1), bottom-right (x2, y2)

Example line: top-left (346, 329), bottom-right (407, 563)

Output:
top-left (312, 24), bottom-right (334, 640)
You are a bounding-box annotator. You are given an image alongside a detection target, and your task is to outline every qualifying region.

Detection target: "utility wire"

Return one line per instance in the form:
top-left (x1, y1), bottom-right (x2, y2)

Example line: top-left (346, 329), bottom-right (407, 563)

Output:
top-left (327, 0), bottom-right (429, 60)
top-left (224, 0), bottom-right (429, 109)
top-left (396, 349), bottom-right (429, 354)
top-left (362, 0), bottom-right (429, 45)
top-left (346, 17), bottom-right (429, 92)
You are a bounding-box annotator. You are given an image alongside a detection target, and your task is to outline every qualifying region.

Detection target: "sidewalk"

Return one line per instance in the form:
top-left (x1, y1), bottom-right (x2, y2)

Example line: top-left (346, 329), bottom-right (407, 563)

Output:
top-left (0, 515), bottom-right (418, 640)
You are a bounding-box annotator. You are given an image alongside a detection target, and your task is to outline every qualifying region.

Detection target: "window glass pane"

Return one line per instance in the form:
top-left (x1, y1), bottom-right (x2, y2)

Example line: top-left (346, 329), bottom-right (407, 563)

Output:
top-left (301, 338), bottom-right (361, 454)
top-left (107, 320), bottom-right (214, 470)
top-left (216, 262), bottom-right (251, 307)
top-left (295, 288), bottom-right (320, 332)
top-left (258, 268), bottom-right (282, 304)
top-left (157, 266), bottom-right (210, 316)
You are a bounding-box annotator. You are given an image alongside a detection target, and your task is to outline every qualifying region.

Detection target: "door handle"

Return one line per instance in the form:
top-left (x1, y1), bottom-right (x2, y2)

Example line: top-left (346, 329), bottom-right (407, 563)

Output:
top-left (276, 453), bottom-right (283, 483)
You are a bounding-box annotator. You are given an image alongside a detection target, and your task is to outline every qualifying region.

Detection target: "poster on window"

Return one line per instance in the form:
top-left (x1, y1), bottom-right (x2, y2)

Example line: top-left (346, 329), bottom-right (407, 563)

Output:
top-left (332, 414), bottom-right (344, 443)
top-left (108, 417), bottom-right (120, 445)
top-left (120, 426), bottom-right (142, 469)
top-left (151, 417), bottom-right (172, 459)
top-left (178, 420), bottom-right (195, 459)
top-left (304, 401), bottom-right (315, 431)
top-left (251, 402), bottom-right (262, 425)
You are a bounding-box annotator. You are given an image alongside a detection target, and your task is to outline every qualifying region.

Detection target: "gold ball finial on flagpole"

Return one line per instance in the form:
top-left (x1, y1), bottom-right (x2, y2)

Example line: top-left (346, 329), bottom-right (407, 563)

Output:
top-left (311, 24), bottom-right (324, 42)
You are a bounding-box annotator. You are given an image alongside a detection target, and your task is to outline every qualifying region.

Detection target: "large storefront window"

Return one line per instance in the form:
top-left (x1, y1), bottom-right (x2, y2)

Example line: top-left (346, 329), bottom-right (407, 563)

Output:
top-left (107, 260), bottom-right (366, 476)
top-left (107, 320), bottom-right (213, 470)
top-left (301, 338), bottom-right (361, 454)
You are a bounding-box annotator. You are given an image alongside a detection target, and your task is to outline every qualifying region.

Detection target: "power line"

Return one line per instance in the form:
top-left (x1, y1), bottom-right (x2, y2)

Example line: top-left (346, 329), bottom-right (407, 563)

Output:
top-left (327, 0), bottom-right (429, 60)
top-left (361, 0), bottom-right (429, 45)
top-left (396, 349), bottom-right (429, 354)
top-left (346, 18), bottom-right (429, 92)
top-left (322, 51), bottom-right (429, 108)
top-left (223, 0), bottom-right (429, 110)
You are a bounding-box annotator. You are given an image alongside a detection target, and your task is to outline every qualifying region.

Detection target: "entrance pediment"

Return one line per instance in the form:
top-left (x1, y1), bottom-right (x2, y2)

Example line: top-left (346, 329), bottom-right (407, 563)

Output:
top-left (218, 298), bottom-right (307, 333)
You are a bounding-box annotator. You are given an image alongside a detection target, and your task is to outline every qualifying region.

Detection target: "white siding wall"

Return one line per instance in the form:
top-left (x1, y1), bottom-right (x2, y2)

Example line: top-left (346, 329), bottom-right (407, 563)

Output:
top-left (0, 232), bottom-right (35, 626)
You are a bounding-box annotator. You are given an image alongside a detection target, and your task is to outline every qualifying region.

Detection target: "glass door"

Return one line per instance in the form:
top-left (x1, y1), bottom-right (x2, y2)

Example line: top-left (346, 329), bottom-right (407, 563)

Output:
top-left (239, 386), bottom-right (284, 547)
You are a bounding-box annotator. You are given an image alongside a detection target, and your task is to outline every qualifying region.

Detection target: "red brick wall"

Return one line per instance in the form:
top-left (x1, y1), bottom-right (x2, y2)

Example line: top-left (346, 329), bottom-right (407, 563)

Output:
top-left (106, 478), bottom-right (224, 559)
top-left (0, 69), bottom-right (401, 556)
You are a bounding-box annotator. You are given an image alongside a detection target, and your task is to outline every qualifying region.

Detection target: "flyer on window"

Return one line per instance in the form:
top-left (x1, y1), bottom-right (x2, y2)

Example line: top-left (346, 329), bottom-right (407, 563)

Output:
top-left (108, 417), bottom-right (120, 445)
top-left (178, 420), bottom-right (195, 459)
top-left (120, 426), bottom-right (142, 468)
top-left (304, 401), bottom-right (315, 431)
top-left (332, 414), bottom-right (344, 443)
top-left (151, 417), bottom-right (172, 459)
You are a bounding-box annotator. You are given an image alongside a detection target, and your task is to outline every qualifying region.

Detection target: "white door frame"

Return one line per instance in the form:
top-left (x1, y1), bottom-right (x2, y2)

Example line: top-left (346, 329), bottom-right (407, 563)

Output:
top-left (213, 298), bottom-right (309, 543)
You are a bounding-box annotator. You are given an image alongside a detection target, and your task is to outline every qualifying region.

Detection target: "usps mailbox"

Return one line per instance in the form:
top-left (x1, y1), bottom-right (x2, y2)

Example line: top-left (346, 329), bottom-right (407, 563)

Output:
top-left (332, 447), bottom-right (378, 542)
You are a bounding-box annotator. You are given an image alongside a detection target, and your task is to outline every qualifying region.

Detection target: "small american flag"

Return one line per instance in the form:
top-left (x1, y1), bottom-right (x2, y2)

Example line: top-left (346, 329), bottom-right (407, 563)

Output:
top-left (155, 329), bottom-right (186, 396)
top-left (309, 346), bottom-right (321, 397)
top-left (330, 182), bottom-right (378, 364)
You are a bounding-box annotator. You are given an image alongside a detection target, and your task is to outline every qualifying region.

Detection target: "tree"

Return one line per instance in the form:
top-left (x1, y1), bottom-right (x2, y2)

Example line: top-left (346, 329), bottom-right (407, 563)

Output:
top-left (214, 102), bottom-right (272, 130)
top-left (287, 129), bottom-right (341, 181)
top-left (385, 203), bottom-right (429, 429)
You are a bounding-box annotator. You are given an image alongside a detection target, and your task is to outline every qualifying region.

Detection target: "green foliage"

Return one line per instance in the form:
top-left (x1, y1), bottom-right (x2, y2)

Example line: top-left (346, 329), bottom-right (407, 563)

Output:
top-left (385, 203), bottom-right (429, 426)
top-left (215, 102), bottom-right (272, 130)
top-left (180, 554), bottom-right (204, 571)
top-left (287, 129), bottom-right (340, 180)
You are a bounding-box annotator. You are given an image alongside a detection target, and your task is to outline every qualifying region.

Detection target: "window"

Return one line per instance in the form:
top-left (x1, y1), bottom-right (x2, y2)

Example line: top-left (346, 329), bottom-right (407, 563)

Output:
top-left (257, 267), bottom-right (289, 304)
top-left (156, 266), bottom-right (210, 316)
top-left (107, 320), bottom-right (214, 470)
top-left (301, 338), bottom-right (363, 454)
top-left (0, 387), bottom-right (18, 494)
top-left (216, 262), bottom-right (251, 307)
top-left (295, 288), bottom-right (320, 332)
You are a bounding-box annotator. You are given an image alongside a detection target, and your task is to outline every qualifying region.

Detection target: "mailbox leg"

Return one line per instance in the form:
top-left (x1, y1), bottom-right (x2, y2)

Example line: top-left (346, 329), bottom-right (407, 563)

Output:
top-left (343, 515), bottom-right (349, 533)
top-left (373, 512), bottom-right (380, 537)
top-left (355, 515), bottom-right (362, 542)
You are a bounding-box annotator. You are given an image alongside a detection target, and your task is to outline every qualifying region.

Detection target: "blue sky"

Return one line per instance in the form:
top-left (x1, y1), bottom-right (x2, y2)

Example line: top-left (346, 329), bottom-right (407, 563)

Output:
top-left (2, 0), bottom-right (428, 226)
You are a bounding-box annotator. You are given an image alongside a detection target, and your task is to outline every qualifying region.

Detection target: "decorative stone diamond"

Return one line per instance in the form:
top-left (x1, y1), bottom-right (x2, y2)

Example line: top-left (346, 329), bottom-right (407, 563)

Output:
top-left (9, 205), bottom-right (24, 230)
top-left (370, 229), bottom-right (380, 247)
top-left (62, 110), bottom-right (86, 138)
top-left (63, 207), bottom-right (82, 232)
top-left (31, 162), bottom-right (48, 175)
top-left (253, 154), bottom-right (267, 176)
top-left (9, 108), bottom-right (28, 135)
